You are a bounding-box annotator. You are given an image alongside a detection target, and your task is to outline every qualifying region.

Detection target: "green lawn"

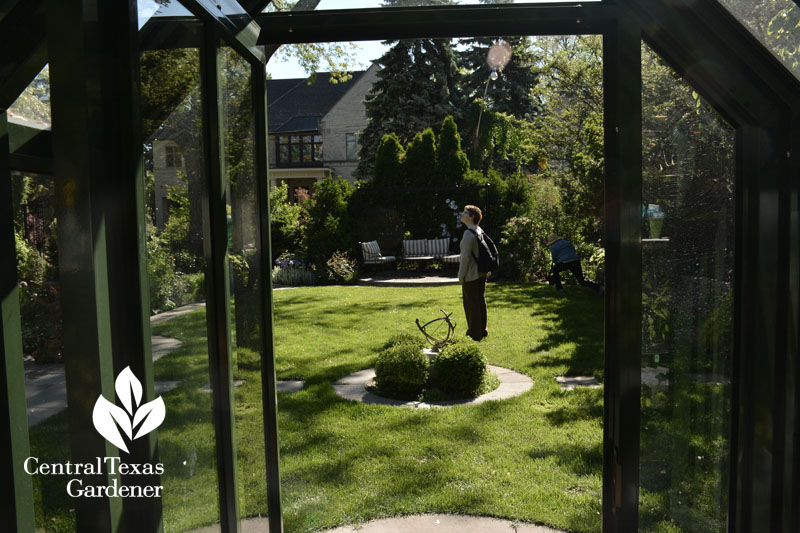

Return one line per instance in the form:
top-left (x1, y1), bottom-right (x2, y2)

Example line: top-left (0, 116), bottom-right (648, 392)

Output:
top-left (30, 282), bottom-right (606, 532)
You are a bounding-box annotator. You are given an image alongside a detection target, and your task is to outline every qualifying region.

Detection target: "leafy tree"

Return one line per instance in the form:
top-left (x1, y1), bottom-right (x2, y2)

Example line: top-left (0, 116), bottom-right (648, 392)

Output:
top-left (436, 115), bottom-right (470, 186)
top-left (717, 0), bottom-right (799, 77)
top-left (305, 178), bottom-right (357, 271)
top-left (7, 65), bottom-right (50, 124)
top-left (530, 35), bottom-right (604, 242)
top-left (270, 182), bottom-right (306, 258)
top-left (641, 42), bottom-right (735, 254)
top-left (373, 133), bottom-right (405, 187)
top-left (356, 38), bottom-right (462, 179)
top-left (140, 48), bottom-right (206, 255)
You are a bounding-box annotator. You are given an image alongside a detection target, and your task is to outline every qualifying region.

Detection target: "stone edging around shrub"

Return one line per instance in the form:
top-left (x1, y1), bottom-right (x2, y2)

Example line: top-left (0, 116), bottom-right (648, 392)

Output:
top-left (332, 365), bottom-right (533, 409)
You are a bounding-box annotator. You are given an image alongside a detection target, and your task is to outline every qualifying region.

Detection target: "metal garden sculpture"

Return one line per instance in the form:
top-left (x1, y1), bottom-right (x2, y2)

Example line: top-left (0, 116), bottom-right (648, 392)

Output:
top-left (416, 309), bottom-right (456, 350)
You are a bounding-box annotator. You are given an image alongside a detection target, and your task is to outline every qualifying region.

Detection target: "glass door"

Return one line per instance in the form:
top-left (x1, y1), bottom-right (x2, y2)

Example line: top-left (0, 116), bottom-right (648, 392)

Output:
top-left (638, 41), bottom-right (736, 532)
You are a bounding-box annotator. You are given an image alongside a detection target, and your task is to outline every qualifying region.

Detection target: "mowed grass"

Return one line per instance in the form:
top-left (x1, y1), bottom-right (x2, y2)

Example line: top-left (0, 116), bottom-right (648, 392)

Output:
top-left (30, 282), bottom-right (605, 532)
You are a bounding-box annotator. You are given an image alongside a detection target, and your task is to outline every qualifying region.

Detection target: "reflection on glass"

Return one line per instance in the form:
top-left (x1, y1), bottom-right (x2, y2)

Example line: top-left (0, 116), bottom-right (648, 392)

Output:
top-left (716, 0), bottom-right (800, 81)
top-left (137, 0), bottom-right (192, 30)
top-left (220, 45), bottom-right (269, 526)
top-left (12, 171), bottom-right (74, 530)
top-left (140, 17), bottom-right (221, 530)
top-left (639, 42), bottom-right (735, 532)
top-left (264, 0), bottom-right (601, 11)
top-left (7, 65), bottom-right (51, 127)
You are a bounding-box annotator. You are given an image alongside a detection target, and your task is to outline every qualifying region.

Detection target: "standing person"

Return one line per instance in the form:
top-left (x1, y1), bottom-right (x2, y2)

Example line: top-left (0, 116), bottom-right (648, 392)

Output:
top-left (458, 205), bottom-right (489, 340)
top-left (545, 233), bottom-right (604, 295)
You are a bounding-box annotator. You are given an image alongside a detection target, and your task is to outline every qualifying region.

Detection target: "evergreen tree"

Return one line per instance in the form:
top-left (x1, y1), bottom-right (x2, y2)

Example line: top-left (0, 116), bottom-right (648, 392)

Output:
top-left (373, 133), bottom-right (405, 187)
top-left (458, 36), bottom-right (540, 120)
top-left (402, 128), bottom-right (438, 188)
top-left (437, 115), bottom-right (469, 185)
top-left (356, 38), bottom-right (462, 179)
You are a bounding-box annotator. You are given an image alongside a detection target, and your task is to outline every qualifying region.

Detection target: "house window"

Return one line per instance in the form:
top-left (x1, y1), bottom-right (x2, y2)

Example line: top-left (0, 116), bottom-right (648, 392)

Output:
top-left (164, 145), bottom-right (182, 168)
top-left (277, 134), bottom-right (322, 166)
top-left (346, 133), bottom-right (358, 161)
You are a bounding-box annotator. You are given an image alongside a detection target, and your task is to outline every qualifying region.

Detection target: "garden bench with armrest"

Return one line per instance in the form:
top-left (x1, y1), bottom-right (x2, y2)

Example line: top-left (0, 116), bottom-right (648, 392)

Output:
top-left (402, 238), bottom-right (460, 268)
top-left (359, 240), bottom-right (397, 270)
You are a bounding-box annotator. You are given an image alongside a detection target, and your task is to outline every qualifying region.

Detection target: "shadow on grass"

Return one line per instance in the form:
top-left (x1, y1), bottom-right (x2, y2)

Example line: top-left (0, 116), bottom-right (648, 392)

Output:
top-left (544, 388), bottom-right (604, 427)
top-left (529, 439), bottom-right (603, 478)
top-left (522, 285), bottom-right (604, 380)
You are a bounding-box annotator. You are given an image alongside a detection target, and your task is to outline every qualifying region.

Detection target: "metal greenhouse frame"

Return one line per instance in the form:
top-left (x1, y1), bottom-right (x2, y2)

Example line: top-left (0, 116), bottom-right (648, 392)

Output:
top-left (1, 0), bottom-right (797, 531)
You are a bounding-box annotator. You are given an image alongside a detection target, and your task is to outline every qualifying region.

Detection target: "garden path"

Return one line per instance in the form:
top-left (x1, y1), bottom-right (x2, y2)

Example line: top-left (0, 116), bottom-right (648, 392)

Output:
top-left (332, 365), bottom-right (533, 408)
top-left (24, 301), bottom-right (304, 427)
top-left (357, 270), bottom-right (460, 287)
top-left (191, 514), bottom-right (564, 533)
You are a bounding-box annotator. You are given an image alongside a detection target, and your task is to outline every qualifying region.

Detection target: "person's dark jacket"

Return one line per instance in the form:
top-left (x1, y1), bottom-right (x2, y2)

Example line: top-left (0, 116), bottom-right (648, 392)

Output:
top-left (550, 239), bottom-right (580, 264)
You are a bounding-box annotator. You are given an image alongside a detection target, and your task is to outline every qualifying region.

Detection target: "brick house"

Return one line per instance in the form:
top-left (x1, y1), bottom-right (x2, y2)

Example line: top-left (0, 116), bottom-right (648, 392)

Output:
top-left (267, 63), bottom-right (378, 199)
top-left (151, 63), bottom-right (378, 227)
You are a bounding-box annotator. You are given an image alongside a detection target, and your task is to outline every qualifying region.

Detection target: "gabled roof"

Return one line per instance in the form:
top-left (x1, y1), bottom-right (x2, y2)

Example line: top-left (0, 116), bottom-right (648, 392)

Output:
top-left (267, 70), bottom-right (367, 133)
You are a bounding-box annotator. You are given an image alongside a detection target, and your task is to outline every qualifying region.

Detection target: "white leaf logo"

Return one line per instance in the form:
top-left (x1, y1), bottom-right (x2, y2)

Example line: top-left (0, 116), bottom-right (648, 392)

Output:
top-left (92, 366), bottom-right (166, 453)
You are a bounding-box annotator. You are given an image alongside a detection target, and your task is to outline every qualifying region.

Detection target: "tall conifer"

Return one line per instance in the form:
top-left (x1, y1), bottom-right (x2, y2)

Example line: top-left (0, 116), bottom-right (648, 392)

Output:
top-left (373, 133), bottom-right (405, 187)
top-left (403, 128), bottom-right (437, 188)
top-left (437, 115), bottom-right (469, 186)
top-left (356, 38), bottom-right (461, 179)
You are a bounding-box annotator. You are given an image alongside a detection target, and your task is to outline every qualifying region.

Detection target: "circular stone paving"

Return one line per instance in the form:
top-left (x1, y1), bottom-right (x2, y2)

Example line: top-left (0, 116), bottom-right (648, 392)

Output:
top-left (189, 513), bottom-right (565, 533)
top-left (332, 365), bottom-right (532, 409)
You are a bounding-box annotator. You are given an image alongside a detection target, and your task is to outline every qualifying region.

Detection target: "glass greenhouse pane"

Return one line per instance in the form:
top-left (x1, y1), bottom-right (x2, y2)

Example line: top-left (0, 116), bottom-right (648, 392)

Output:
top-left (716, 0), bottom-right (800, 81)
top-left (139, 14), bottom-right (222, 530)
top-left (7, 64), bottom-right (51, 127)
top-left (219, 43), bottom-right (271, 528)
top-left (639, 41), bottom-right (735, 532)
top-left (263, 0), bottom-right (600, 12)
top-left (138, 0), bottom-right (192, 30)
top-left (15, 170), bottom-right (74, 531)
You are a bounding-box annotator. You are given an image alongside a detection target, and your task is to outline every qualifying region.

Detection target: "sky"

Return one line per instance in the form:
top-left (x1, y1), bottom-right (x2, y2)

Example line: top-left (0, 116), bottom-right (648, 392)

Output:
top-left (266, 40), bottom-right (389, 79)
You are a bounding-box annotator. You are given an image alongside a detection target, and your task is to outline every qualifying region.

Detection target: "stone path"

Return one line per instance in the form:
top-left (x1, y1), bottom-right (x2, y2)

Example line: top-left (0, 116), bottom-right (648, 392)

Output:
top-left (25, 302), bottom-right (305, 426)
top-left (24, 303), bottom-right (195, 426)
top-left (333, 365), bottom-right (532, 408)
top-left (24, 359), bottom-right (180, 427)
top-left (149, 301), bottom-right (206, 324)
top-left (357, 271), bottom-right (460, 287)
top-left (191, 514), bottom-right (564, 533)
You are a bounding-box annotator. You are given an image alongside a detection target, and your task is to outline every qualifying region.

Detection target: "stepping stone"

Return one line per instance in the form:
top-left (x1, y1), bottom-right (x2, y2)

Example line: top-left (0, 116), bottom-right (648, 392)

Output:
top-left (555, 376), bottom-right (601, 390)
top-left (277, 380), bottom-right (304, 393)
top-left (155, 380), bottom-right (180, 394)
top-left (199, 380), bottom-right (246, 393)
top-left (198, 380), bottom-right (304, 394)
top-left (641, 366), bottom-right (669, 387)
top-left (152, 336), bottom-right (183, 361)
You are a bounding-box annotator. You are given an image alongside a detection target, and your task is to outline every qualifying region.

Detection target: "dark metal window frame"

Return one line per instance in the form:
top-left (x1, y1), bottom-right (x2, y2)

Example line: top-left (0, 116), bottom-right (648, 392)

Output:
top-left (1, 1), bottom-right (798, 532)
top-left (276, 131), bottom-right (323, 167)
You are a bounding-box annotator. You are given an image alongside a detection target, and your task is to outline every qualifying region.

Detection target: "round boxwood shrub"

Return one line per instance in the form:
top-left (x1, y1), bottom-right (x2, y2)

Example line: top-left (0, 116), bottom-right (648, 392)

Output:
top-left (432, 339), bottom-right (487, 397)
top-left (382, 332), bottom-right (425, 350)
top-left (374, 343), bottom-right (429, 399)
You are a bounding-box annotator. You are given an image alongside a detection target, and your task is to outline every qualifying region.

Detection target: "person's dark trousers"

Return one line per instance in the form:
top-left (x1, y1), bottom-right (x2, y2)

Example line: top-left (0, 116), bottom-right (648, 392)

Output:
top-left (462, 276), bottom-right (488, 340)
top-left (551, 260), bottom-right (601, 292)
